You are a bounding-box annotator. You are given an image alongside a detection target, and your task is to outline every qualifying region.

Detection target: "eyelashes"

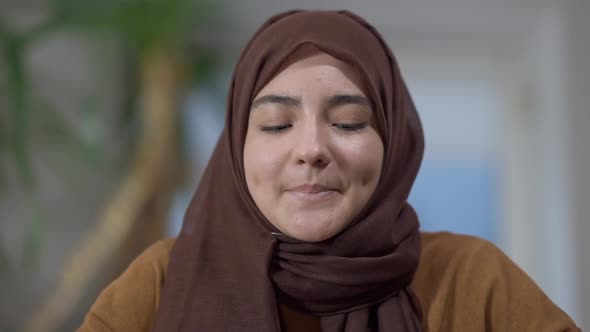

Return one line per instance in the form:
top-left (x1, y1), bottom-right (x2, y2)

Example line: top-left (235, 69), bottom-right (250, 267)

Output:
top-left (260, 124), bottom-right (292, 133)
top-left (332, 123), bottom-right (368, 132)
top-left (259, 123), bottom-right (368, 134)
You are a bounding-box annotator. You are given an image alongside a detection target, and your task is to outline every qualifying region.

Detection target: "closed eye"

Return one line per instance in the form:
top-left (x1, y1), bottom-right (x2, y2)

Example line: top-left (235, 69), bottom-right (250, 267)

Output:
top-left (260, 124), bottom-right (292, 133)
top-left (332, 123), bottom-right (368, 132)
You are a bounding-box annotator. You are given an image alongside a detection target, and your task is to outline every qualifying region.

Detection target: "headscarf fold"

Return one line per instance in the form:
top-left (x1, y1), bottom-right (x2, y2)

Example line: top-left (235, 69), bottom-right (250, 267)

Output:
top-left (153, 10), bottom-right (425, 332)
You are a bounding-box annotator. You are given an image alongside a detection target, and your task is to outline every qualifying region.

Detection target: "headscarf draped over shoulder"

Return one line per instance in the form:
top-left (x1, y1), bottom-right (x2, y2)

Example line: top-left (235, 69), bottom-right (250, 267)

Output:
top-left (153, 10), bottom-right (425, 332)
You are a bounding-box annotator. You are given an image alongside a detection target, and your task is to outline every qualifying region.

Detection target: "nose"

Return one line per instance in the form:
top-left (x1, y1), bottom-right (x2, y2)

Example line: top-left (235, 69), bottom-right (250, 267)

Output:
top-left (293, 121), bottom-right (331, 168)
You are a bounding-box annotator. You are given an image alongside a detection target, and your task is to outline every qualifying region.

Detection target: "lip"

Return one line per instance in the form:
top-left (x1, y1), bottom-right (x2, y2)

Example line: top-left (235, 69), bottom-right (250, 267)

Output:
top-left (286, 184), bottom-right (341, 202)
top-left (288, 184), bottom-right (339, 194)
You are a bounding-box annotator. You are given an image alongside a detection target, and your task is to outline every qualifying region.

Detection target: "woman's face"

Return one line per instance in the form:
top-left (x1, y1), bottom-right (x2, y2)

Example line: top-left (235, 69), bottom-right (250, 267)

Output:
top-left (243, 48), bottom-right (384, 242)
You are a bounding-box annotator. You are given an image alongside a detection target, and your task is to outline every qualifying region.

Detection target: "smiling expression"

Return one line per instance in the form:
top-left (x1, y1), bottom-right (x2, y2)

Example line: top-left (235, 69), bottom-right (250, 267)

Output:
top-left (243, 46), bottom-right (384, 242)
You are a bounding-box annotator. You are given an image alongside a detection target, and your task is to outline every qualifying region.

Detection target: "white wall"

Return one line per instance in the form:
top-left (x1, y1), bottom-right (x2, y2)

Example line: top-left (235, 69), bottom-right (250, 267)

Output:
top-left (565, 0), bottom-right (590, 328)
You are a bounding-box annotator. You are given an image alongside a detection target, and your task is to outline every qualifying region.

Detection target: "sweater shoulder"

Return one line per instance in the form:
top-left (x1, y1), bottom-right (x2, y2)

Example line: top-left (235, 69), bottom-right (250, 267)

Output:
top-left (77, 237), bottom-right (177, 332)
top-left (139, 237), bottom-right (176, 276)
top-left (419, 231), bottom-right (496, 266)
top-left (414, 231), bottom-right (510, 294)
top-left (413, 231), bottom-right (580, 331)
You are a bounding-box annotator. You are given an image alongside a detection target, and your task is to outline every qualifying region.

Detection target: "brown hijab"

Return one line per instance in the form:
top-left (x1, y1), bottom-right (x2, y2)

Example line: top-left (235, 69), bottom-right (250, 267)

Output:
top-left (153, 10), bottom-right (425, 331)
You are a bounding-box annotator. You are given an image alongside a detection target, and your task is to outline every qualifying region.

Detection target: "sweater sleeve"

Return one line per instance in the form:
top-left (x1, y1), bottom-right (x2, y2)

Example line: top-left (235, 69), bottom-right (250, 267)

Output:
top-left (77, 239), bottom-right (174, 332)
top-left (415, 232), bottom-right (580, 332)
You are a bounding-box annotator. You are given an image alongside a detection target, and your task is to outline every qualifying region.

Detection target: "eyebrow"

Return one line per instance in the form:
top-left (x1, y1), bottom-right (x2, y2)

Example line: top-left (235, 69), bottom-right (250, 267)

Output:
top-left (324, 94), bottom-right (371, 109)
top-left (251, 94), bottom-right (371, 110)
top-left (251, 95), bottom-right (301, 109)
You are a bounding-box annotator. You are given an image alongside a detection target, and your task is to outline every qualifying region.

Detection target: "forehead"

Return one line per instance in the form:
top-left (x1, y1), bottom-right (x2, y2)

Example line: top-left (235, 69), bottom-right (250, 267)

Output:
top-left (257, 45), bottom-right (369, 96)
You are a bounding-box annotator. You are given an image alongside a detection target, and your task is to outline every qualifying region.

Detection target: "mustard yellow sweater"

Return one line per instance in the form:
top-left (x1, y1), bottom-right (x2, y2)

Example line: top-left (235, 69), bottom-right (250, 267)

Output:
top-left (78, 232), bottom-right (580, 331)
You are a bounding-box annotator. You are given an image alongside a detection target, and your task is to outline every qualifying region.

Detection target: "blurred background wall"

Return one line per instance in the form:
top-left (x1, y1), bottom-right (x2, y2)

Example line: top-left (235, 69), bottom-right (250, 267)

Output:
top-left (0, 0), bottom-right (588, 331)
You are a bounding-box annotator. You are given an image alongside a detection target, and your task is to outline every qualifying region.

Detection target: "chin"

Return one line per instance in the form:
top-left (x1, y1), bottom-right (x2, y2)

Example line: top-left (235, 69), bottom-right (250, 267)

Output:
top-left (279, 215), bottom-right (345, 242)
top-left (288, 229), bottom-right (334, 242)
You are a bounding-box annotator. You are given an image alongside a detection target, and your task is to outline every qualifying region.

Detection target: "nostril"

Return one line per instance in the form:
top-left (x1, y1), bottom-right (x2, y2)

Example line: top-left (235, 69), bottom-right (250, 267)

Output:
top-left (297, 158), bottom-right (328, 167)
top-left (314, 158), bottom-right (329, 167)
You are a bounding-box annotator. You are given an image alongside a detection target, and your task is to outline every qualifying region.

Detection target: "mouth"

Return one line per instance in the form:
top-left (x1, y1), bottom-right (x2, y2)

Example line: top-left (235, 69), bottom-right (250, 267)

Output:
top-left (286, 184), bottom-right (341, 202)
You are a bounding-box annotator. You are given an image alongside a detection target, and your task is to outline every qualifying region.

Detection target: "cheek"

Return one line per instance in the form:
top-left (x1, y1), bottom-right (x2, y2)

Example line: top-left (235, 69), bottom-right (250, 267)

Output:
top-left (340, 133), bottom-right (384, 186)
top-left (243, 135), bottom-right (287, 188)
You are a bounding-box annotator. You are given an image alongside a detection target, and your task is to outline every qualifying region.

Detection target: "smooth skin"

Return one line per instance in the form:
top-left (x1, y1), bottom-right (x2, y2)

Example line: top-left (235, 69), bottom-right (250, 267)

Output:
top-left (243, 45), bottom-right (384, 242)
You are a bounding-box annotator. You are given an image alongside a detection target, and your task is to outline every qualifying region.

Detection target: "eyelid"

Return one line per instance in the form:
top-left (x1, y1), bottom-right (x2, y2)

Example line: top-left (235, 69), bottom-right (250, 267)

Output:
top-left (259, 124), bottom-right (292, 133)
top-left (332, 122), bottom-right (368, 132)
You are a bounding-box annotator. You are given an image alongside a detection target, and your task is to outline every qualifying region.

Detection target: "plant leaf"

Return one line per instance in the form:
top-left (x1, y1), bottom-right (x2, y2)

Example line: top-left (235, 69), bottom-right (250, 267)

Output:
top-left (34, 97), bottom-right (107, 170)
top-left (47, 0), bottom-right (205, 52)
top-left (3, 34), bottom-right (34, 190)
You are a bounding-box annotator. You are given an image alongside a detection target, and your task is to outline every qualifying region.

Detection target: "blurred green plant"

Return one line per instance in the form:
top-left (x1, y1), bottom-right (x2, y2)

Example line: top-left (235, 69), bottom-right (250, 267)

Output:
top-left (0, 0), bottom-right (217, 288)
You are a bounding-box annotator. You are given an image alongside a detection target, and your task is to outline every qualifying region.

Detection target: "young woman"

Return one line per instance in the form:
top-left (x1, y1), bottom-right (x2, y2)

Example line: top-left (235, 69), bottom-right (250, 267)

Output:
top-left (78, 10), bottom-right (580, 331)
